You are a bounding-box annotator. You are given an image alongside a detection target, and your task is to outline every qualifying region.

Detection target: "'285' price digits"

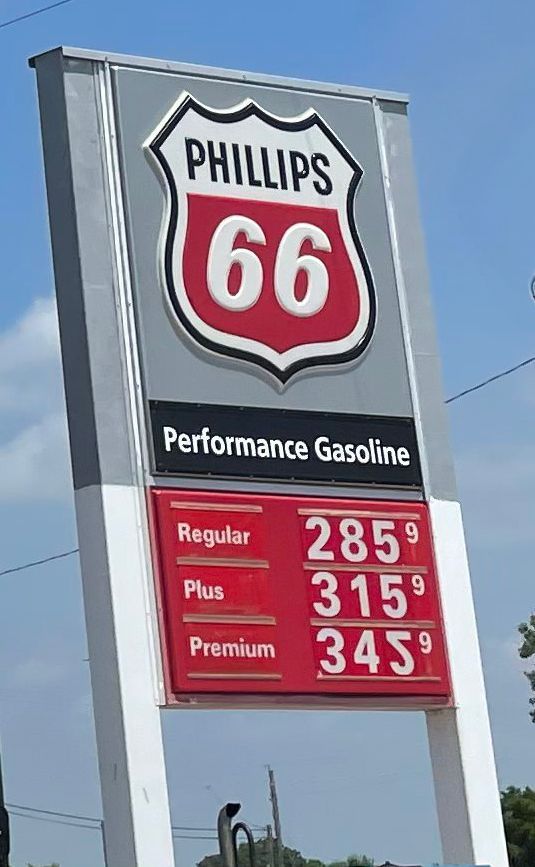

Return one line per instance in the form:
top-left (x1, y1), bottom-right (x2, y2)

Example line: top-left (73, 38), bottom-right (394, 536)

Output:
top-left (303, 514), bottom-right (421, 565)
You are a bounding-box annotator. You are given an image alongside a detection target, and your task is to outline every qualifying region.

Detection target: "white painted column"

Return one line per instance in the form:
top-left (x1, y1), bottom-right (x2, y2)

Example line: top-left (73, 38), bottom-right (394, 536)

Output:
top-left (426, 498), bottom-right (509, 867)
top-left (76, 484), bottom-right (175, 867)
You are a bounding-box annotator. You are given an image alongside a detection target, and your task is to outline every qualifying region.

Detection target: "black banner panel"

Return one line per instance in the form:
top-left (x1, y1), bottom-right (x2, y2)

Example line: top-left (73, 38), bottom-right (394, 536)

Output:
top-left (149, 401), bottom-right (422, 488)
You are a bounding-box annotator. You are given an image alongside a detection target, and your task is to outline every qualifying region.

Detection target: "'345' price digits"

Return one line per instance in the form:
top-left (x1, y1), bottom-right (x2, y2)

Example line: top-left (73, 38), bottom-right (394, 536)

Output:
top-left (314, 626), bottom-right (435, 678)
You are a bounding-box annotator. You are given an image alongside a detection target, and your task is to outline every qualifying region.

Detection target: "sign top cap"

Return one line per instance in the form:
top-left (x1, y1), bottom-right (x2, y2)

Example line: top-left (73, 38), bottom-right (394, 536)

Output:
top-left (28, 45), bottom-right (409, 104)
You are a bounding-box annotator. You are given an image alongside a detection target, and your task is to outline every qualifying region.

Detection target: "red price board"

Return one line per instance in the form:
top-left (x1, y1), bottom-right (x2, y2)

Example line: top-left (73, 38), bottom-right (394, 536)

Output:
top-left (151, 489), bottom-right (451, 706)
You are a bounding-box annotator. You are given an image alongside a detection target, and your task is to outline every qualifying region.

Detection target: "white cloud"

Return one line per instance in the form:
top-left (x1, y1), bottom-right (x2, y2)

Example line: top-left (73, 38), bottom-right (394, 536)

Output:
top-left (0, 297), bottom-right (71, 501)
top-left (0, 296), bottom-right (63, 415)
top-left (0, 296), bottom-right (60, 370)
top-left (0, 411), bottom-right (71, 501)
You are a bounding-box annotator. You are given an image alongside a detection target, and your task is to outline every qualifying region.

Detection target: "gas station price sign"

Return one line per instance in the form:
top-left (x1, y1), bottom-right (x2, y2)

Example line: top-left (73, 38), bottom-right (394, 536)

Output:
top-left (151, 489), bottom-right (450, 705)
top-left (31, 46), bottom-right (509, 865)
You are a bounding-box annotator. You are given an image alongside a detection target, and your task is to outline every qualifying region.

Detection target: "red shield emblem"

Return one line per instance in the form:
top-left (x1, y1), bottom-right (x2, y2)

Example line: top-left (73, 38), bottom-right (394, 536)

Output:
top-left (145, 93), bottom-right (376, 384)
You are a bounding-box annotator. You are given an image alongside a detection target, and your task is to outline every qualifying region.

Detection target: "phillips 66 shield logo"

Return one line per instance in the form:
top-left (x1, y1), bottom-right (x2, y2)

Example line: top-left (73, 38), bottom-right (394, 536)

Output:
top-left (145, 93), bottom-right (376, 383)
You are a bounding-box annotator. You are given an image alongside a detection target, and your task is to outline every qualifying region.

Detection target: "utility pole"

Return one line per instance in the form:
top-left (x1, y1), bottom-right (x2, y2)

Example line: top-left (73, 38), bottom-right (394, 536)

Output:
top-left (266, 823), bottom-right (275, 867)
top-left (0, 751), bottom-right (10, 867)
top-left (267, 766), bottom-right (283, 867)
top-left (100, 820), bottom-right (109, 867)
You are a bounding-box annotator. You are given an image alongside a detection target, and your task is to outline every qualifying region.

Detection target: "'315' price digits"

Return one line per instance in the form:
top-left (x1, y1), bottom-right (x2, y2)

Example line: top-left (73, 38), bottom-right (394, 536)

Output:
top-left (309, 570), bottom-right (430, 622)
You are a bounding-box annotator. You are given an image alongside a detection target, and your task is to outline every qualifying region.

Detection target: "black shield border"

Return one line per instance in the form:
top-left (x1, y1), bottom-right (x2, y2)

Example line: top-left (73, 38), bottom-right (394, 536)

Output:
top-left (147, 94), bottom-right (377, 384)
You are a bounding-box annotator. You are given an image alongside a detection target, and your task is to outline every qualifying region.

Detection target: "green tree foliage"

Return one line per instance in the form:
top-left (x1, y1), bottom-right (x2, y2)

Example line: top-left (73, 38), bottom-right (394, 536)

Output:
top-left (501, 786), bottom-right (535, 867)
top-left (327, 856), bottom-right (374, 867)
top-left (197, 839), bottom-right (373, 867)
top-left (519, 614), bottom-right (535, 723)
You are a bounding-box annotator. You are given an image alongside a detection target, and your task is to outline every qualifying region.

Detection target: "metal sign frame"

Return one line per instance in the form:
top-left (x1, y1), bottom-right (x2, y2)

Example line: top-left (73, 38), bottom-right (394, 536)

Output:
top-left (31, 46), bottom-right (509, 867)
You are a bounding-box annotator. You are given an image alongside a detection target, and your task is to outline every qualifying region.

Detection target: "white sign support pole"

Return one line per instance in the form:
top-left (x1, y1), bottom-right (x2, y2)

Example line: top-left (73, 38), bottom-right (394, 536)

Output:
top-left (76, 485), bottom-right (175, 867)
top-left (426, 499), bottom-right (509, 867)
top-left (32, 50), bottom-right (176, 867)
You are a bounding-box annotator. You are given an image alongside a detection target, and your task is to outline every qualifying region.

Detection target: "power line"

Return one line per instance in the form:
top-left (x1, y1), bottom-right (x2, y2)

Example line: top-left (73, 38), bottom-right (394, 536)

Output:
top-left (8, 810), bottom-right (99, 832)
top-left (173, 835), bottom-right (265, 840)
top-left (0, 0), bottom-right (74, 30)
top-left (445, 354), bottom-right (535, 404)
top-left (6, 800), bottom-right (247, 840)
top-left (173, 828), bottom-right (265, 837)
top-left (6, 801), bottom-right (98, 824)
top-left (0, 548), bottom-right (79, 577)
top-left (172, 825), bottom-right (220, 833)
top-left (9, 812), bottom-right (216, 841)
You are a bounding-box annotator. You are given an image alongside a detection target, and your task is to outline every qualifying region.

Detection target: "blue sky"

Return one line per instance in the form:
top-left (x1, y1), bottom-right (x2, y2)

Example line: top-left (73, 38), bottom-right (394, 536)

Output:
top-left (0, 1), bottom-right (534, 865)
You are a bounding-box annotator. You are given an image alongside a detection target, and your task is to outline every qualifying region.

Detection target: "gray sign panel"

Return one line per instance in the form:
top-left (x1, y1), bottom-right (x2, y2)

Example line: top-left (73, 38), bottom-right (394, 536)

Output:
top-left (113, 67), bottom-right (412, 416)
top-left (32, 48), bottom-right (456, 501)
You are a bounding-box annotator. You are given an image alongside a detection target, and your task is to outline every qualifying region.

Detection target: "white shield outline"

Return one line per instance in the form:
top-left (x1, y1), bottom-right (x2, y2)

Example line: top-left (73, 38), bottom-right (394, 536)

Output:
top-left (144, 92), bottom-right (376, 384)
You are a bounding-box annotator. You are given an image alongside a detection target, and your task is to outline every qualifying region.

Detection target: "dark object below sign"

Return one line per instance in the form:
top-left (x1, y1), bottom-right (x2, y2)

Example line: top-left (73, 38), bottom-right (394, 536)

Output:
top-left (149, 401), bottom-right (421, 488)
